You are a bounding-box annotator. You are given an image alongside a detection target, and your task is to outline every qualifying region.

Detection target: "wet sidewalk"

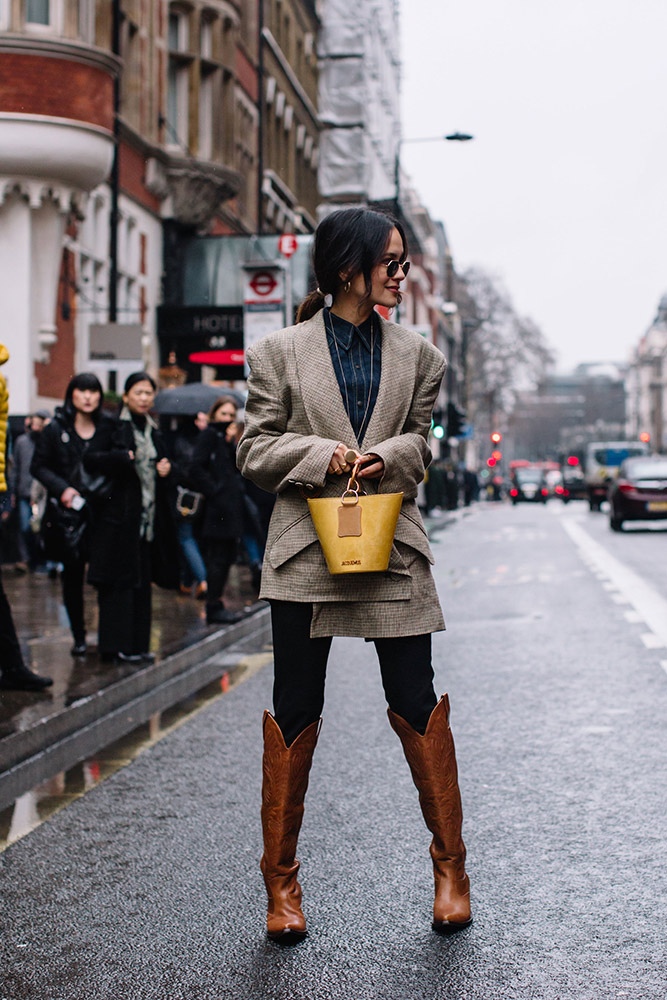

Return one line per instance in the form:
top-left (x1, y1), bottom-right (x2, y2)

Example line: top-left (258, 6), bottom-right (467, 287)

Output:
top-left (0, 562), bottom-right (270, 810)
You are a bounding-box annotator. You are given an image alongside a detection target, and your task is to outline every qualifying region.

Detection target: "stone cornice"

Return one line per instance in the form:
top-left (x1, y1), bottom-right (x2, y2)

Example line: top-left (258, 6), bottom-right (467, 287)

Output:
top-left (0, 34), bottom-right (121, 76)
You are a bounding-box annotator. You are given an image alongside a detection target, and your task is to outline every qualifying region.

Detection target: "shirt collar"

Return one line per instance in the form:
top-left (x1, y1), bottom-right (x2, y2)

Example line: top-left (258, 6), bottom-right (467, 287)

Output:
top-left (325, 308), bottom-right (375, 352)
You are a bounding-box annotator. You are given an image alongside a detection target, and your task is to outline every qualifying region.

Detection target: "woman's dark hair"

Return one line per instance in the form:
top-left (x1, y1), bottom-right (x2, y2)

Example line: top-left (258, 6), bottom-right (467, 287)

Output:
top-left (208, 395), bottom-right (238, 422)
top-left (296, 208), bottom-right (407, 322)
top-left (63, 372), bottom-right (104, 419)
top-left (124, 371), bottom-right (157, 394)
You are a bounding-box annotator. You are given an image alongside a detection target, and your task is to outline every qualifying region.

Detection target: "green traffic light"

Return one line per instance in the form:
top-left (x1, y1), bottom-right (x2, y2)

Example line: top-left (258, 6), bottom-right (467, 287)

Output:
top-left (433, 426), bottom-right (445, 439)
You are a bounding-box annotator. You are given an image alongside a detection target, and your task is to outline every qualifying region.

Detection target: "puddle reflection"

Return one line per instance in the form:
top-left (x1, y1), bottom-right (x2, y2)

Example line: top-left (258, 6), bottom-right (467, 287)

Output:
top-left (0, 675), bottom-right (232, 851)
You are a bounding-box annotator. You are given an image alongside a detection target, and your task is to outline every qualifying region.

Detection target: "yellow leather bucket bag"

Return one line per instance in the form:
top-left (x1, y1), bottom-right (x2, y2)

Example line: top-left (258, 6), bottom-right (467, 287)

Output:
top-left (307, 460), bottom-right (403, 575)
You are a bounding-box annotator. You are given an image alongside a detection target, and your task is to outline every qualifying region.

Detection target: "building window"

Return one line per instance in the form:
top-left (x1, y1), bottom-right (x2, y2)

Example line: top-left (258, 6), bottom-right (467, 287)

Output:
top-left (26, 0), bottom-right (49, 24)
top-left (0, 0), bottom-right (10, 30)
top-left (25, 0), bottom-right (62, 31)
top-left (167, 5), bottom-right (192, 151)
top-left (199, 69), bottom-right (214, 161)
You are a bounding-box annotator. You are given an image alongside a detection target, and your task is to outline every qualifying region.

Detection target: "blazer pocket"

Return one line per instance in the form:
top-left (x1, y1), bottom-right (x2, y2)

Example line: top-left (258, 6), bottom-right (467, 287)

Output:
top-left (267, 511), bottom-right (319, 569)
top-left (395, 510), bottom-right (435, 564)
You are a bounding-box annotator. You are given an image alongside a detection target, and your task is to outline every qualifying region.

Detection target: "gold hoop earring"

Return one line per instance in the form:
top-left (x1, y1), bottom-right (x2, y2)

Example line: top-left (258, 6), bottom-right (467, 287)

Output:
top-left (344, 280), bottom-right (351, 294)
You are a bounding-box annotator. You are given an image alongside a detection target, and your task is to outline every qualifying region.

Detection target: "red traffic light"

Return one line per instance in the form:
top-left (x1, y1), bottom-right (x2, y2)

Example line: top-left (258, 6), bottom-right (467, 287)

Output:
top-left (639, 432), bottom-right (651, 443)
top-left (491, 432), bottom-right (502, 444)
top-left (566, 456), bottom-right (579, 466)
top-left (492, 450), bottom-right (502, 461)
top-left (486, 457), bottom-right (497, 468)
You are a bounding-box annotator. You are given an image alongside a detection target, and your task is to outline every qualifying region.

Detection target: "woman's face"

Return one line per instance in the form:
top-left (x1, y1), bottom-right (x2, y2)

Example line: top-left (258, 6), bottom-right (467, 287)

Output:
top-left (347, 227), bottom-right (408, 310)
top-left (213, 402), bottom-right (237, 423)
top-left (124, 380), bottom-right (155, 416)
top-left (71, 387), bottom-right (101, 414)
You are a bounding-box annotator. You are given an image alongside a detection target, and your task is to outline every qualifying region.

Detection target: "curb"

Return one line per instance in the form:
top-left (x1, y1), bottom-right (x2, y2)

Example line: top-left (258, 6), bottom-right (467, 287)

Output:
top-left (0, 606), bottom-right (272, 812)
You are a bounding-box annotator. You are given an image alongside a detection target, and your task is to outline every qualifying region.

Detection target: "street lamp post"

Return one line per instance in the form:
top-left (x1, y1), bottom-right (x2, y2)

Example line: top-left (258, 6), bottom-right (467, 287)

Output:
top-left (393, 131), bottom-right (474, 215)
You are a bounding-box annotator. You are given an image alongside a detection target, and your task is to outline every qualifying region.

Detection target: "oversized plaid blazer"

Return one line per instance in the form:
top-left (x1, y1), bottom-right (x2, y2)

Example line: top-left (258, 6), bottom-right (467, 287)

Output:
top-left (237, 309), bottom-right (446, 637)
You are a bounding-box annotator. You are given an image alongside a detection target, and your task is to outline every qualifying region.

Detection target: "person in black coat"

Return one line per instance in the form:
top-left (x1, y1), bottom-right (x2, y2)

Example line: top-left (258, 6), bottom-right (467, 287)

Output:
top-left (189, 396), bottom-right (245, 625)
top-left (83, 372), bottom-right (179, 664)
top-left (31, 373), bottom-right (113, 657)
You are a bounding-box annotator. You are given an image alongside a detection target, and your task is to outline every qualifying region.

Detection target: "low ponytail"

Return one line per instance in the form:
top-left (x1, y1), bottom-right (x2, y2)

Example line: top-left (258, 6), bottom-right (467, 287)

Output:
top-left (296, 287), bottom-right (326, 323)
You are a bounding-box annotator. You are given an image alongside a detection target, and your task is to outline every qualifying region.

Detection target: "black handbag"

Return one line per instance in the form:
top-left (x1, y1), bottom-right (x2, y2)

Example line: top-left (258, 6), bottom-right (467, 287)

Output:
top-left (72, 461), bottom-right (112, 502)
top-left (40, 497), bottom-right (88, 562)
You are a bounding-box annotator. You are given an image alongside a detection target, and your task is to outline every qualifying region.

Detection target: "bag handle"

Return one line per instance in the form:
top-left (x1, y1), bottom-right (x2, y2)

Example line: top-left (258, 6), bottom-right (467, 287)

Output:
top-left (341, 459), bottom-right (366, 505)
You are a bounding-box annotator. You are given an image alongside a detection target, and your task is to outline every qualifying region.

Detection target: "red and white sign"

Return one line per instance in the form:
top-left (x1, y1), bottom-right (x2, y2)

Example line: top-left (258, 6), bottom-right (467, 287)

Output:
top-left (188, 350), bottom-right (244, 366)
top-left (248, 270), bottom-right (278, 298)
top-left (278, 233), bottom-right (298, 258)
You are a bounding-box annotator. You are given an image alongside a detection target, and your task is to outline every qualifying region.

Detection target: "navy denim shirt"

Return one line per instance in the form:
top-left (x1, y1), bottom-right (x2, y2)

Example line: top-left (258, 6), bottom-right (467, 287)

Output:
top-left (324, 307), bottom-right (382, 446)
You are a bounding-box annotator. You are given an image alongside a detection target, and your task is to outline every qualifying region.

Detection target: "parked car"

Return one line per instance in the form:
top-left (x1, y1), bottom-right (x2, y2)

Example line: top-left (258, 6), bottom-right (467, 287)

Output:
top-left (585, 440), bottom-right (650, 511)
top-left (608, 456), bottom-right (667, 531)
top-left (509, 466), bottom-right (549, 504)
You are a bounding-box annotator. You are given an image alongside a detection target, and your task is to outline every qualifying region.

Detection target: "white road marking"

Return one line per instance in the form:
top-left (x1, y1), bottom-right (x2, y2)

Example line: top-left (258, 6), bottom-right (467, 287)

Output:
top-left (561, 518), bottom-right (667, 650)
top-left (624, 610), bottom-right (643, 623)
top-left (660, 661), bottom-right (667, 676)
top-left (610, 593), bottom-right (631, 605)
top-left (641, 633), bottom-right (666, 649)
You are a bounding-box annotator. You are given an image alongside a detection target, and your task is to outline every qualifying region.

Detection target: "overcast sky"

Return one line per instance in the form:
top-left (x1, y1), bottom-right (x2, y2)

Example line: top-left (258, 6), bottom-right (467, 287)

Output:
top-left (400, 0), bottom-right (667, 371)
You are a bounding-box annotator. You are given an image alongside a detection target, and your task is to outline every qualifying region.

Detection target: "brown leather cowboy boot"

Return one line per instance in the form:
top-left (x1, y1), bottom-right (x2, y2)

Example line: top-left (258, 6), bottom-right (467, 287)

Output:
top-left (260, 711), bottom-right (321, 942)
top-left (388, 694), bottom-right (472, 933)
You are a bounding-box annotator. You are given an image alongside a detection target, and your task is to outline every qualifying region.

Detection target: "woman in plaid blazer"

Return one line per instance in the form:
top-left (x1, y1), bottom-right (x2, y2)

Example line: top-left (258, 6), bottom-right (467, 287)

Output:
top-left (237, 208), bottom-right (471, 942)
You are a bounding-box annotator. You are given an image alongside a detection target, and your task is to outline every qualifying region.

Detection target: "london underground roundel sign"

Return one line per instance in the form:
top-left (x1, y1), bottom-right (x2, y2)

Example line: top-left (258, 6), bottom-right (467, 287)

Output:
top-left (249, 271), bottom-right (278, 297)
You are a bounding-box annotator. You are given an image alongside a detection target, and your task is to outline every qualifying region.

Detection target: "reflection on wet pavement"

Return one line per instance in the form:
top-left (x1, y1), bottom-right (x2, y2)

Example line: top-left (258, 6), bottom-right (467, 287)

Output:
top-left (0, 563), bottom-right (261, 738)
top-left (0, 652), bottom-right (272, 850)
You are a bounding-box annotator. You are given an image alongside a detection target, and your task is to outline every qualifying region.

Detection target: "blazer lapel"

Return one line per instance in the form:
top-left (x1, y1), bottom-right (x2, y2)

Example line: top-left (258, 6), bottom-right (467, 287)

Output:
top-left (295, 310), bottom-right (358, 446)
top-left (363, 315), bottom-right (414, 451)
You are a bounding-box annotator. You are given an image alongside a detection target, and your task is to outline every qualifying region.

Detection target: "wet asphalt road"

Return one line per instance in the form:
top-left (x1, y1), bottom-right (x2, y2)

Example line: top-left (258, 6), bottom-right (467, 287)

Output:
top-left (1, 500), bottom-right (666, 999)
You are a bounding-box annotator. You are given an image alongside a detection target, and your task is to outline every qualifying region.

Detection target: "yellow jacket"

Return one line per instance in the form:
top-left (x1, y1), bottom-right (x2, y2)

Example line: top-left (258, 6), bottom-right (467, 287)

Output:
top-left (0, 344), bottom-right (10, 493)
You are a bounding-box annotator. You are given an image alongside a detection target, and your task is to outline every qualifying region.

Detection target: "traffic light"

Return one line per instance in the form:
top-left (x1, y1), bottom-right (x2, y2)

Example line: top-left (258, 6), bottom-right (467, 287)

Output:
top-left (431, 408), bottom-right (445, 439)
top-left (446, 402), bottom-right (466, 438)
top-left (491, 431), bottom-right (502, 444)
top-left (639, 432), bottom-right (651, 443)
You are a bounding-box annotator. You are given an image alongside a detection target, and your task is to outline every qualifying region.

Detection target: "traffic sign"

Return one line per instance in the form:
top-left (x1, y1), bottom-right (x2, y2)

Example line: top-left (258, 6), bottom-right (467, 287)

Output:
top-left (248, 271), bottom-right (278, 297)
top-left (278, 233), bottom-right (298, 258)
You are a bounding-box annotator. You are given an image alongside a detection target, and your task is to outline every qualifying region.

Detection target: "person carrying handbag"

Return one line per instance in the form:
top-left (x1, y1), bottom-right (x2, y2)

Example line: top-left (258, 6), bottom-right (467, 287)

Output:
top-left (237, 208), bottom-right (472, 943)
top-left (31, 373), bottom-right (113, 657)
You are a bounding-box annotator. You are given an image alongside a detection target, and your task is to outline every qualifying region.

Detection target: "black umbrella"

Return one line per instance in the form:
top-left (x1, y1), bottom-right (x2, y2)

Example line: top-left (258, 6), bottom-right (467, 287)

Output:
top-left (153, 383), bottom-right (246, 415)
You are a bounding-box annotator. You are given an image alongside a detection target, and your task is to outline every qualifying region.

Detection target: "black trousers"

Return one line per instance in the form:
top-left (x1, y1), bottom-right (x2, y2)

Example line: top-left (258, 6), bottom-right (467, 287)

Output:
top-left (205, 538), bottom-right (237, 607)
top-left (97, 540), bottom-right (152, 657)
top-left (270, 600), bottom-right (438, 746)
top-left (0, 564), bottom-right (25, 673)
top-left (61, 555), bottom-right (86, 642)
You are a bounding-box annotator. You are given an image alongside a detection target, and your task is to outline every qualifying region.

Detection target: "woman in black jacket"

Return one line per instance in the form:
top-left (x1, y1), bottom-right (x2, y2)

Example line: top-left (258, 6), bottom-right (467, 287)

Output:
top-left (83, 372), bottom-right (179, 663)
top-left (189, 396), bottom-right (245, 625)
top-left (31, 373), bottom-right (112, 656)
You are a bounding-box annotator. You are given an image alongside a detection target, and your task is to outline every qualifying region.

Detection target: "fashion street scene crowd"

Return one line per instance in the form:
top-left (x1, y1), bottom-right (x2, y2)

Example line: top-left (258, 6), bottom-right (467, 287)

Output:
top-left (0, 367), bottom-right (272, 692)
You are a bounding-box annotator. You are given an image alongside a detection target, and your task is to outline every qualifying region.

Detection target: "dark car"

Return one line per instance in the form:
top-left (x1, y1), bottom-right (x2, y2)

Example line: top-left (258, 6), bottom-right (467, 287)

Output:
top-left (608, 456), bottom-right (667, 531)
top-left (509, 466), bottom-right (549, 504)
top-left (559, 469), bottom-right (587, 502)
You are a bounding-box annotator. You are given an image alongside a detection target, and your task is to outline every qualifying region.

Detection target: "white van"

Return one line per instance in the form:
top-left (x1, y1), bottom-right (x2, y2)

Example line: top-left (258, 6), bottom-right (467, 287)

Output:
top-left (584, 440), bottom-right (650, 511)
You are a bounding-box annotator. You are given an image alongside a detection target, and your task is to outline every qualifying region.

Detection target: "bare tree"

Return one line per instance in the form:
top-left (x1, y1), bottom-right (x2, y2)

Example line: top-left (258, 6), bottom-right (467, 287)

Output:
top-left (456, 267), bottom-right (554, 423)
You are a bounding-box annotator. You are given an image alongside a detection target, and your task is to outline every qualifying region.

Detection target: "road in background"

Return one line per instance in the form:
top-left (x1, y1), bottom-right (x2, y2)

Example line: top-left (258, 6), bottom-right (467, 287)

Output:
top-left (1, 500), bottom-right (665, 999)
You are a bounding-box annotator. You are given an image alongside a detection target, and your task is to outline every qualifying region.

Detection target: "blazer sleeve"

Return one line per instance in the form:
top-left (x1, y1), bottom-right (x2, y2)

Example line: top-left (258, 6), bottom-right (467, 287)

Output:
top-left (369, 343), bottom-right (446, 498)
top-left (237, 340), bottom-right (340, 495)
